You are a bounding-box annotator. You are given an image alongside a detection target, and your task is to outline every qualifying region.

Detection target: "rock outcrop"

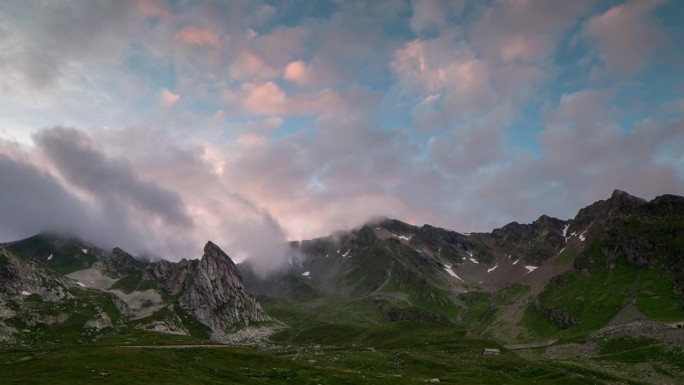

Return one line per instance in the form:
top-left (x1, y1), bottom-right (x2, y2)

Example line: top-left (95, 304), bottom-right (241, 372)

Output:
top-left (179, 242), bottom-right (271, 340)
top-left (144, 259), bottom-right (190, 295)
top-left (102, 247), bottom-right (145, 278)
top-left (0, 245), bottom-right (73, 301)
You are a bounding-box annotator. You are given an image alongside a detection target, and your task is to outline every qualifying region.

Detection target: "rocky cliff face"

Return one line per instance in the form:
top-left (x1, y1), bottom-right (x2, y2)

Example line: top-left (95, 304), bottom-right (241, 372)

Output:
top-left (103, 247), bottom-right (145, 278)
top-left (0, 245), bottom-right (73, 301)
top-left (179, 242), bottom-right (270, 340)
top-left (2, 236), bottom-right (273, 344)
top-left (569, 189), bottom-right (647, 233)
top-left (143, 259), bottom-right (190, 295)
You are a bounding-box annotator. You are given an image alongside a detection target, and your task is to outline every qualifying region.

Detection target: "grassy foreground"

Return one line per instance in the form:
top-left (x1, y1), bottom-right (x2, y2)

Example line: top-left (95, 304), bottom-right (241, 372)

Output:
top-left (1, 323), bottom-right (656, 385)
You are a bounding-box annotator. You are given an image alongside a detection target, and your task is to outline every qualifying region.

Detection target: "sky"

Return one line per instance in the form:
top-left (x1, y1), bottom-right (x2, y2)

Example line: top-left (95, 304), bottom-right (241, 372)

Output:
top-left (1, 0), bottom-right (683, 275)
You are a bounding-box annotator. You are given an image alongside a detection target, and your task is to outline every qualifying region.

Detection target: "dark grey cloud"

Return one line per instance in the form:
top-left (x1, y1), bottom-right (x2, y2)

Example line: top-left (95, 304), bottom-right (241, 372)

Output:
top-left (0, 126), bottom-right (196, 260)
top-left (0, 152), bottom-right (86, 241)
top-left (33, 127), bottom-right (192, 227)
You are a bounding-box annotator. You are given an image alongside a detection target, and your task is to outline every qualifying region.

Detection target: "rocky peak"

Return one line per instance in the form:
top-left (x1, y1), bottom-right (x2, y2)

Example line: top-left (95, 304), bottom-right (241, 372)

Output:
top-left (200, 241), bottom-right (240, 276)
top-left (608, 189), bottom-right (646, 210)
top-left (103, 247), bottom-right (144, 278)
top-left (491, 215), bottom-right (565, 243)
top-left (179, 241), bottom-right (270, 341)
top-left (571, 190), bottom-right (646, 232)
top-left (375, 218), bottom-right (417, 234)
top-left (644, 194), bottom-right (684, 217)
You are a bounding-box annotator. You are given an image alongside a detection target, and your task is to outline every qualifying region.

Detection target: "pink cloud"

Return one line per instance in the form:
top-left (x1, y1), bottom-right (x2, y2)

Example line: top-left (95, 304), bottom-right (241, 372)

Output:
top-left (583, 0), bottom-right (666, 75)
top-left (160, 88), bottom-right (181, 107)
top-left (175, 27), bottom-right (221, 47)
top-left (233, 81), bottom-right (376, 117)
top-left (135, 0), bottom-right (172, 19)
top-left (241, 82), bottom-right (287, 115)
top-left (392, 38), bottom-right (498, 126)
top-left (471, 0), bottom-right (592, 62)
top-left (284, 60), bottom-right (314, 86)
top-left (252, 27), bottom-right (308, 68)
top-left (229, 51), bottom-right (278, 81)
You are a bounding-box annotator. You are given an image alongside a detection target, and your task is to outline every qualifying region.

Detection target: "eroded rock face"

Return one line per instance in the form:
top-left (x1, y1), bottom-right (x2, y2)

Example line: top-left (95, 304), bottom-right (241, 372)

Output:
top-left (143, 259), bottom-right (190, 295)
top-left (179, 242), bottom-right (270, 339)
top-left (0, 246), bottom-right (73, 301)
top-left (102, 248), bottom-right (145, 278)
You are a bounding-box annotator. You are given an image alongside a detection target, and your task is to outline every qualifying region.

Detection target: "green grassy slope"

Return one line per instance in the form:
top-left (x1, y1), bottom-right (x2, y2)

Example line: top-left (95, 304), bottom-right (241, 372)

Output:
top-left (0, 326), bottom-right (654, 385)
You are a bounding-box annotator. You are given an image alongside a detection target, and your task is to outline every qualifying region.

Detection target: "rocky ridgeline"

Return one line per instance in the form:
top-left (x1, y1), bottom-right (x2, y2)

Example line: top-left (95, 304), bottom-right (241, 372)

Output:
top-left (103, 241), bottom-right (271, 340)
top-left (0, 239), bottom-right (271, 344)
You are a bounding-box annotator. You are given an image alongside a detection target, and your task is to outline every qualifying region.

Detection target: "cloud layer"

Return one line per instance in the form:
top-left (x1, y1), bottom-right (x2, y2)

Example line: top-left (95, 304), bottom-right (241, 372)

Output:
top-left (0, 0), bottom-right (682, 273)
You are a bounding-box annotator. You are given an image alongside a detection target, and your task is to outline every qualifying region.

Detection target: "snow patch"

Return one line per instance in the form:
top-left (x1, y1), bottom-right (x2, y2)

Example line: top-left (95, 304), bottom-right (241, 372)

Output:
top-left (462, 232), bottom-right (471, 236)
top-left (444, 265), bottom-right (464, 282)
top-left (557, 247), bottom-right (566, 256)
top-left (47, 254), bottom-right (53, 261)
top-left (579, 231), bottom-right (586, 242)
top-left (512, 259), bottom-right (519, 265)
top-left (562, 224), bottom-right (570, 241)
top-left (487, 265), bottom-right (498, 273)
top-left (525, 266), bottom-right (538, 273)
top-left (390, 233), bottom-right (413, 241)
top-left (301, 271), bottom-right (310, 277)
top-left (81, 248), bottom-right (88, 254)
top-left (20, 291), bottom-right (31, 296)
top-left (76, 282), bottom-right (86, 288)
top-left (469, 257), bottom-right (479, 264)
top-left (341, 249), bottom-right (350, 258)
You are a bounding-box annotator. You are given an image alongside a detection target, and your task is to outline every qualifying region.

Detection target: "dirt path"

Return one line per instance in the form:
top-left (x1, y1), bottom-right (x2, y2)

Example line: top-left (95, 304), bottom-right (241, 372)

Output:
top-left (116, 344), bottom-right (234, 349)
top-left (504, 339), bottom-right (558, 350)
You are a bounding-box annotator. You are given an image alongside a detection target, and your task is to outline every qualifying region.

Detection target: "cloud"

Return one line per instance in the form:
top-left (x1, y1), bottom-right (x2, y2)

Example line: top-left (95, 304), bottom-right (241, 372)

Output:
top-left (160, 88), bottom-right (181, 107)
top-left (229, 51), bottom-right (279, 81)
top-left (0, 126), bottom-right (293, 275)
top-left (175, 26), bottom-right (221, 47)
top-left (471, 0), bottom-right (592, 62)
top-left (0, 152), bottom-right (88, 242)
top-left (0, 0), bottom-right (139, 92)
top-left (409, 0), bottom-right (464, 34)
top-left (0, 0), bottom-right (682, 276)
top-left (284, 60), bottom-right (314, 86)
top-left (229, 81), bottom-right (379, 117)
top-left (0, 127), bottom-right (196, 258)
top-left (33, 127), bottom-right (192, 228)
top-left (135, 0), bottom-right (172, 19)
top-left (391, 35), bottom-right (546, 129)
top-left (583, 0), bottom-right (666, 75)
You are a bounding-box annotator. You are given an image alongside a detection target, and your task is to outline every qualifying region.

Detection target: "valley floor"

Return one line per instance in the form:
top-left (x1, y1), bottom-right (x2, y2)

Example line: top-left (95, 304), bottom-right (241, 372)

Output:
top-left (2, 323), bottom-right (682, 385)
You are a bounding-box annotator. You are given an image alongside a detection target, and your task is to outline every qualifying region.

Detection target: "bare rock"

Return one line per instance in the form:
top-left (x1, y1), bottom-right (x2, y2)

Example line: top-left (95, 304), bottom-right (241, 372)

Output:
top-left (179, 242), bottom-right (271, 339)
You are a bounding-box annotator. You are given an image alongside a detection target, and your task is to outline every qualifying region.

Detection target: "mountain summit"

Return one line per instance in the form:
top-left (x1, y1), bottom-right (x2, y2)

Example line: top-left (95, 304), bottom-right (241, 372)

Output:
top-left (179, 242), bottom-right (270, 339)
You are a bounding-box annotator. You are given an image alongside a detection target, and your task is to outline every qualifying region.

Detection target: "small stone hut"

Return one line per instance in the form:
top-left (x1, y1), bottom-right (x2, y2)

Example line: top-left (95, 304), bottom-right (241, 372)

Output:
top-left (481, 348), bottom-right (500, 356)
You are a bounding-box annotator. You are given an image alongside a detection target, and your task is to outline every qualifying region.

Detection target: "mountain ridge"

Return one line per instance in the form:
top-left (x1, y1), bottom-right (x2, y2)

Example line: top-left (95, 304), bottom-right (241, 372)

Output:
top-left (1, 189), bottom-right (682, 348)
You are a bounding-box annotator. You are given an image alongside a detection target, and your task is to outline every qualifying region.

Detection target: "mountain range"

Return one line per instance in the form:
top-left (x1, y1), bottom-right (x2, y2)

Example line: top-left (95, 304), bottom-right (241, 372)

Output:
top-left (1, 189), bottom-right (683, 384)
